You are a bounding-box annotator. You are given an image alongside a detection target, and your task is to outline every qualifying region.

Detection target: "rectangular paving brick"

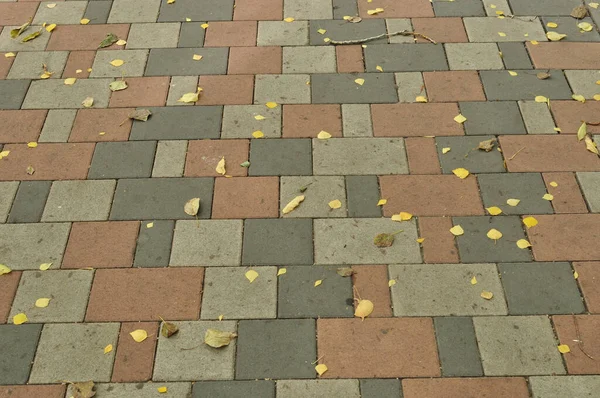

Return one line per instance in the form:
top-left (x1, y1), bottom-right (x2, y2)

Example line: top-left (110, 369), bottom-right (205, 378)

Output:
top-left (92, 383), bottom-right (191, 397)
top-left (242, 219), bottom-right (313, 265)
top-left (129, 106), bottom-right (222, 140)
top-left (553, 315), bottom-right (600, 375)
top-left (464, 16), bottom-right (546, 42)
top-left (342, 104), bottom-right (373, 137)
top-left (351, 265), bottom-right (392, 317)
top-left (214, 177), bottom-right (279, 218)
top-left (229, 47), bottom-right (282, 75)
top-left (146, 48), bottom-right (229, 76)
top-left (0, 80), bottom-right (30, 109)
top-left (478, 173), bottom-right (554, 215)
top-left (527, 42), bottom-right (600, 69)
top-left (434, 317), bottom-right (484, 376)
top-left (360, 379), bottom-right (402, 398)
top-left (134, 220), bottom-right (174, 267)
top-left (193, 381), bottom-right (274, 398)
top-left (255, 74), bottom-right (310, 104)
top-left (277, 380), bottom-right (359, 398)
top-left (0, 223), bottom-right (70, 270)
top-left (545, 172), bottom-right (589, 214)
top-left (498, 42), bottom-right (533, 69)
top-left (157, 0), bottom-right (234, 22)
top-left (70, 108), bottom-right (133, 142)
top-left (85, 1), bottom-right (113, 24)
top-left (419, 216), bottom-right (460, 263)
top-left (480, 69), bottom-right (572, 101)
top-left (0, 110), bottom-right (46, 143)
top-left (39, 109), bottom-right (77, 143)
top-left (89, 141), bottom-right (156, 179)
top-left (551, 101), bottom-right (600, 136)
top-left (372, 103), bottom-right (464, 137)
top-left (8, 51), bottom-right (68, 80)
top-left (0, 3), bottom-right (39, 26)
top-left (336, 45), bottom-right (364, 73)
top-left (311, 73), bottom-right (398, 104)
top-left (364, 44), bottom-right (448, 72)
top-left (249, 138), bottom-right (311, 175)
top-left (436, 136), bottom-right (505, 174)
top-left (185, 139), bottom-right (248, 177)
top-left (459, 101), bottom-right (526, 135)
top-left (109, 76), bottom-right (169, 108)
top-left (405, 137), bottom-right (442, 174)
top-left (46, 24), bottom-right (130, 51)
top-left (0, 182), bottom-right (18, 223)
top-left (0, 324), bottom-right (42, 384)
top-left (62, 51), bottom-right (96, 79)
top-left (280, 176), bottom-right (346, 218)
top-left (283, 104), bottom-right (342, 138)
top-left (179, 22), bottom-right (206, 47)
top-left (346, 175), bottom-right (382, 218)
top-left (197, 75), bottom-right (254, 105)
top-left (0, 26), bottom-right (50, 53)
top-left (0, 271), bottom-right (19, 324)
top-left (112, 322), bottom-right (159, 382)
top-left (510, 0), bottom-right (583, 15)
top-left (529, 376), bottom-right (600, 398)
top-left (204, 21), bottom-right (257, 47)
top-left (234, 0), bottom-right (282, 20)
top-left (402, 378), bottom-right (530, 398)
top-left (424, 71), bottom-right (486, 102)
top-left (574, 262), bottom-right (600, 314)
top-left (23, 78), bottom-right (112, 109)
top-left (0, 385), bottom-right (66, 398)
top-left (42, 180), bottom-right (116, 222)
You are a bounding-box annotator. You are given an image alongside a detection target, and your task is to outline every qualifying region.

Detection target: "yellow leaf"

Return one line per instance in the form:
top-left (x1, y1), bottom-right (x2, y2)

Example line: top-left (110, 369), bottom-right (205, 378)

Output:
top-left (388, 279), bottom-right (396, 287)
top-left (0, 150), bottom-right (10, 159)
top-left (218, 314), bottom-right (223, 321)
top-left (284, 17), bottom-right (295, 22)
top-left (549, 181), bottom-right (558, 187)
top-left (168, 0), bottom-right (175, 3)
top-left (317, 130), bottom-right (332, 139)
top-left (47, 3), bottom-right (57, 8)
top-left (542, 193), bottom-right (554, 201)
top-left (506, 198), bottom-right (520, 206)
top-left (452, 168), bottom-right (470, 179)
top-left (39, 263), bottom-right (52, 271)
top-left (80, 18), bottom-right (90, 25)
top-left (177, 89), bottom-right (201, 103)
top-left (185, 18), bottom-right (191, 22)
top-left (377, 199), bottom-right (387, 206)
top-left (254, 114), bottom-right (266, 120)
top-left (116, 39), bottom-right (127, 45)
top-left (558, 344), bottom-right (571, 354)
top-left (516, 239), bottom-right (532, 249)
top-left (546, 31), bottom-right (567, 41)
top-left (508, 71), bottom-right (518, 76)
top-left (486, 206), bottom-right (503, 216)
top-left (265, 101), bottom-right (278, 108)
top-left (530, 40), bottom-right (539, 45)
top-left (27, 142), bottom-right (38, 148)
top-left (40, 72), bottom-right (52, 79)
top-left (329, 199), bottom-right (342, 209)
top-left (45, 23), bottom-right (56, 33)
top-left (317, 29), bottom-right (327, 34)
top-left (590, 3), bottom-right (599, 9)
top-left (354, 78), bottom-right (365, 86)
top-left (282, 195), bottom-right (305, 214)
top-left (277, 268), bottom-right (287, 276)
top-left (577, 121), bottom-right (588, 141)
top-left (184, 197), bottom-right (200, 216)
top-left (314, 279), bottom-right (322, 287)
top-left (204, 329), bottom-right (237, 348)
top-left (498, 32), bottom-right (506, 37)
top-left (367, 8), bottom-right (384, 15)
top-left (546, 22), bottom-right (558, 28)
top-left (415, 95), bottom-right (428, 103)
top-left (13, 313), bottom-right (28, 325)
top-left (454, 114), bottom-right (467, 124)
top-left (471, 276), bottom-right (477, 285)
top-left (216, 156), bottom-right (226, 175)
top-left (130, 329), bottom-right (148, 342)
top-left (572, 94), bottom-right (586, 103)
top-left (315, 364), bottom-right (328, 376)
top-left (35, 298), bottom-right (50, 308)
top-left (578, 22), bottom-right (593, 32)
top-left (354, 299), bottom-right (374, 320)
top-left (416, 237), bottom-right (425, 243)
top-left (82, 96), bottom-right (94, 108)
top-left (64, 78), bottom-right (77, 85)
top-left (398, 212), bottom-right (413, 221)
top-left (376, 65), bottom-right (383, 72)
top-left (535, 95), bottom-right (548, 103)
top-left (104, 344), bottom-right (113, 354)
top-left (193, 54), bottom-right (203, 61)
top-left (323, 37), bottom-right (331, 43)
top-left (245, 269), bottom-right (259, 283)
top-left (442, 147), bottom-right (451, 154)
top-left (487, 228), bottom-right (503, 240)
top-left (574, 271), bottom-right (579, 279)
top-left (523, 216), bottom-right (538, 229)
top-left (4, 52), bottom-right (16, 58)
top-left (158, 386), bottom-right (168, 393)
top-left (0, 264), bottom-right (12, 275)
top-left (201, 23), bottom-right (209, 29)
top-left (147, 222), bottom-right (154, 228)
top-left (585, 135), bottom-right (599, 155)
top-left (450, 225), bottom-right (464, 236)
top-left (481, 291), bottom-right (494, 300)
top-left (252, 130), bottom-right (264, 138)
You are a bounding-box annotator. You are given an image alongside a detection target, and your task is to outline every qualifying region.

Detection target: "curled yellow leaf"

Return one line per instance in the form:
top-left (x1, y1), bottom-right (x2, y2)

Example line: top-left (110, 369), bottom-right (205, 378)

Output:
top-left (314, 279), bottom-right (322, 287)
top-left (377, 199), bottom-right (387, 206)
top-left (215, 157), bottom-right (226, 175)
top-left (452, 168), bottom-right (470, 179)
top-left (283, 195), bottom-right (305, 214)
top-left (354, 299), bottom-right (374, 320)
top-left (480, 291), bottom-right (494, 300)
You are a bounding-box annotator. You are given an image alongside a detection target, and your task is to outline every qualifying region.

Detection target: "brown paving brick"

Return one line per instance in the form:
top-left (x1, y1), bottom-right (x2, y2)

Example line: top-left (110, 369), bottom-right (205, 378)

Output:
top-left (0, 3), bottom-right (39, 26)
top-left (70, 108), bottom-right (133, 142)
top-left (63, 221), bottom-right (139, 269)
top-left (212, 176), bottom-right (279, 218)
top-left (109, 77), bottom-right (169, 108)
top-left (379, 175), bottom-right (483, 216)
top-left (372, 103), bottom-right (464, 137)
top-left (573, 262), bottom-right (600, 313)
top-left (553, 315), bottom-right (600, 375)
top-left (47, 24), bottom-right (130, 51)
top-left (228, 46), bottom-right (282, 74)
top-left (197, 75), bottom-right (254, 105)
top-left (405, 137), bottom-right (441, 174)
top-left (185, 139), bottom-right (249, 177)
top-left (234, 0), bottom-right (283, 20)
top-left (86, 268), bottom-right (204, 321)
top-left (0, 110), bottom-right (46, 143)
top-left (0, 271), bottom-right (20, 324)
top-left (0, 143), bottom-right (94, 181)
top-left (317, 318), bottom-right (440, 378)
top-left (424, 71), bottom-right (486, 102)
top-left (358, 0), bottom-right (434, 18)
top-left (351, 265), bottom-right (392, 317)
top-left (528, 214), bottom-right (600, 261)
top-left (336, 45), bottom-right (364, 73)
top-left (551, 101), bottom-right (600, 136)
top-left (500, 135), bottom-right (600, 172)
top-left (204, 21), bottom-right (257, 47)
top-left (402, 378), bottom-right (530, 398)
top-left (112, 321), bottom-right (158, 382)
top-left (418, 216), bottom-right (459, 263)
top-left (412, 17), bottom-right (468, 43)
top-left (527, 42), bottom-right (600, 70)
top-left (543, 172), bottom-right (588, 214)
top-left (0, 54), bottom-right (14, 79)
top-left (62, 51), bottom-right (96, 79)
top-left (0, 385), bottom-right (66, 398)
top-left (283, 104), bottom-right (342, 138)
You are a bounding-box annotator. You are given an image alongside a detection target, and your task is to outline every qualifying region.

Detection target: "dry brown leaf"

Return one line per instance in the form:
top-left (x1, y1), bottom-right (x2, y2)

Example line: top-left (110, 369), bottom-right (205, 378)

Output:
top-left (478, 138), bottom-right (497, 152)
top-left (161, 321), bottom-right (179, 338)
top-left (128, 109), bottom-right (152, 121)
top-left (374, 232), bottom-right (396, 247)
top-left (336, 267), bottom-right (355, 277)
top-left (70, 381), bottom-right (96, 398)
top-left (537, 72), bottom-right (551, 80)
top-left (184, 198), bottom-right (200, 216)
top-left (204, 329), bottom-right (237, 348)
top-left (82, 97), bottom-right (94, 108)
top-left (571, 5), bottom-right (588, 19)
top-left (98, 33), bottom-right (118, 48)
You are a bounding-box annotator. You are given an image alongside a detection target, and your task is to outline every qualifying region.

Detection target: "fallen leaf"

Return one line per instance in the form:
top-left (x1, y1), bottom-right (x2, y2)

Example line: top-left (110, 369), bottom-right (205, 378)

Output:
top-left (218, 315), bottom-right (223, 321)
top-left (546, 22), bottom-right (558, 28)
top-left (109, 80), bottom-right (128, 92)
top-left (377, 199), bottom-right (387, 206)
top-left (537, 72), bottom-right (551, 80)
top-left (578, 22), bottom-right (593, 32)
top-left (595, 94), bottom-right (600, 101)
top-left (0, 264), bottom-right (11, 275)
top-left (454, 114), bottom-right (467, 124)
top-left (523, 216), bottom-right (538, 229)
top-left (201, 23), bottom-right (209, 29)
top-left (585, 135), bottom-right (599, 155)
top-left (345, 16), bottom-right (362, 23)
top-left (110, 59), bottom-right (124, 67)
top-left (45, 23), bottom-right (57, 33)
top-left (177, 88), bottom-right (201, 103)
top-left (328, 199), bottom-right (342, 209)
top-left (21, 29), bottom-right (41, 43)
top-left (574, 271), bottom-right (579, 279)
top-left (516, 239), bottom-right (532, 249)
top-left (376, 65), bottom-right (383, 72)
top-left (39, 263), bottom-right (52, 271)
top-left (47, 3), bottom-right (56, 8)
top-left (35, 298), bottom-right (50, 308)
top-left (571, 5), bottom-right (588, 18)
top-left (374, 233), bottom-right (395, 247)
top-left (103, 344), bottom-right (112, 354)
top-left (283, 17), bottom-right (295, 22)
top-left (26, 165), bottom-right (35, 175)
top-left (480, 291), bottom-right (494, 300)
top-left (487, 228), bottom-right (503, 241)
top-left (549, 181), bottom-right (558, 187)
top-left (315, 364), bottom-right (328, 376)
top-left (506, 198), bottom-right (520, 206)
top-left (572, 94), bottom-right (586, 103)
top-left (128, 109), bottom-right (152, 121)
top-left (546, 31), bottom-right (567, 41)
top-left (240, 160), bottom-right (250, 167)
top-left (265, 101), bottom-right (278, 108)
top-left (442, 147), bottom-right (451, 154)
top-left (161, 321), bottom-right (179, 338)
top-left (168, 0), bottom-right (175, 3)
top-left (10, 19), bottom-right (31, 39)
top-left (392, 212), bottom-right (412, 221)
top-left (367, 8), bottom-right (384, 15)
top-left (336, 267), bottom-right (355, 277)
top-left (354, 78), bottom-right (365, 85)
top-left (450, 225), bottom-right (464, 236)
top-left (415, 96), bottom-right (428, 103)
top-left (277, 268), bottom-right (287, 276)
top-left (80, 18), bottom-right (90, 25)
top-left (530, 40), bottom-right (539, 45)
top-left (204, 329), bottom-right (237, 348)
top-left (26, 141), bottom-right (37, 148)
top-left (13, 313), bottom-right (28, 325)
top-left (64, 77), bottom-right (77, 85)
top-left (317, 130), bottom-right (332, 139)
top-left (471, 276), bottom-right (477, 285)
top-left (158, 386), bottom-right (168, 393)
top-left (317, 28), bottom-right (327, 35)
top-left (558, 344), bottom-right (571, 354)
top-left (192, 54), bottom-right (203, 61)
top-left (4, 52), bottom-right (16, 58)
top-left (98, 33), bottom-right (118, 48)
top-left (498, 32), bottom-right (506, 37)
top-left (252, 130), bottom-right (264, 138)
top-left (0, 150), bottom-right (10, 159)
top-left (283, 195), bottom-right (305, 214)
top-left (245, 269), bottom-right (258, 283)
top-left (452, 168), bottom-right (470, 179)
top-left (184, 197), bottom-right (200, 216)
top-left (130, 329), bottom-right (148, 342)
top-left (577, 121), bottom-right (588, 141)
top-left (416, 237), bottom-right (425, 243)
top-left (323, 37), bottom-right (331, 43)
top-left (388, 279), bottom-right (396, 287)
top-left (486, 206), bottom-right (503, 216)
top-left (354, 299), bottom-right (374, 320)
top-left (314, 279), bottom-right (322, 287)
top-left (70, 381), bottom-right (96, 398)
top-left (116, 39), bottom-right (127, 45)
top-left (82, 97), bottom-right (94, 108)
top-left (590, 3), bottom-right (599, 9)
top-left (254, 114), bottom-right (266, 120)
top-left (535, 95), bottom-right (549, 103)
top-left (478, 138), bottom-right (497, 152)
top-left (508, 70), bottom-right (518, 76)
top-left (215, 157), bottom-right (226, 175)
top-left (542, 193), bottom-right (554, 201)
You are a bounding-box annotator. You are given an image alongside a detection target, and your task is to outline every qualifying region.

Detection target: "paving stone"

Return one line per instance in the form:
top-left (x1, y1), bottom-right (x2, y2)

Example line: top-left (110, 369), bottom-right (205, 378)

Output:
top-left (192, 381), bottom-right (275, 398)
top-left (313, 138), bottom-right (407, 175)
top-left (419, 216), bottom-right (460, 263)
top-left (0, 324), bottom-right (42, 384)
top-left (372, 103), bottom-right (464, 136)
top-left (33, 1), bottom-right (86, 24)
top-left (70, 108), bottom-right (133, 142)
top-left (133, 220), bottom-right (174, 267)
top-left (312, 73), bottom-right (398, 104)
top-left (84, 1), bottom-right (112, 24)
top-left (254, 74), bottom-right (310, 104)
top-left (342, 104), bottom-right (373, 137)
top-left (528, 215), bottom-right (600, 261)
top-left (553, 315), bottom-right (600, 374)
top-left (62, 51), bottom-right (95, 79)
top-left (88, 141), bottom-right (156, 179)
top-left (185, 139), bottom-right (248, 177)
top-left (565, 70), bottom-right (600, 99)
top-left (435, 136), bottom-right (505, 173)
top-left (424, 71), bottom-right (486, 102)
top-left (280, 176), bottom-right (345, 218)
top-left (480, 69), bottom-right (572, 101)
top-left (318, 318), bottom-right (439, 378)
top-left (543, 17), bottom-right (600, 42)
top-left (473, 316), bottom-right (565, 376)
top-left (221, 105), bottom-right (280, 138)
top-left (0, 80), bottom-right (30, 109)
top-left (109, 76), bottom-right (169, 108)
top-left (234, 0), bottom-right (283, 20)
top-left (22, 78), bottom-right (112, 109)
top-left (395, 72), bottom-right (425, 103)
top-left (0, 182), bottom-right (17, 223)
top-left (434, 317), bottom-right (483, 377)
top-left (152, 140), bottom-right (187, 177)
top-left (283, 104), bottom-right (341, 138)
top-left (0, 385), bottom-right (66, 398)
top-left (332, 0), bottom-right (358, 19)
top-left (459, 101), bottom-right (526, 135)
top-left (315, 218), bottom-right (421, 264)
top-left (463, 17), bottom-right (547, 42)
top-left (249, 138), bottom-right (311, 175)
top-left (364, 44), bottom-right (448, 72)
top-left (7, 182), bottom-right (50, 224)
top-left (39, 109), bottom-right (77, 142)
top-left (453, 216), bottom-right (532, 262)
top-left (178, 22), bottom-right (206, 47)
top-left (346, 176), bottom-right (382, 218)
top-left (360, 379), bottom-right (402, 398)
top-left (201, 267), bottom-right (277, 319)
top-left (146, 48), bottom-right (229, 76)
top-left (578, 172), bottom-right (600, 212)
top-left (283, 46), bottom-right (336, 73)
top-left (108, 0), bottom-right (161, 23)
top-left (86, 268), bottom-right (204, 321)
top-left (0, 270), bottom-right (19, 324)
top-left (257, 21), bottom-right (308, 46)
top-left (108, 321), bottom-right (159, 382)
top-left (0, 26), bottom-right (50, 53)
top-left (154, 321), bottom-right (236, 381)
top-left (197, 75), bottom-right (254, 105)
top-left (284, 0), bottom-right (332, 19)
top-left (236, 319), bottom-right (316, 379)
top-left (9, 270), bottom-right (93, 323)
top-left (402, 378), bottom-right (530, 398)
top-left (0, 3), bottom-right (38, 26)
top-left (278, 380), bottom-right (360, 398)
top-left (204, 21), bottom-right (257, 47)
top-left (309, 19), bottom-right (387, 45)
top-left (445, 43), bottom-right (503, 70)
top-left (42, 180), bottom-right (116, 222)
top-left (574, 262), bottom-right (600, 314)
top-left (498, 42), bottom-right (533, 69)
top-left (433, 0), bottom-right (484, 16)
top-left (242, 219), bottom-right (313, 265)
top-left (215, 177), bottom-right (279, 218)
top-left (350, 265), bottom-right (392, 317)
top-left (390, 263), bottom-right (507, 316)
top-left (530, 376), bottom-right (600, 398)
top-left (552, 101), bottom-right (600, 136)
top-left (0, 223), bottom-right (69, 270)
top-left (170, 220), bottom-right (242, 266)
top-left (228, 47), bottom-right (282, 74)
top-left (46, 24), bottom-right (130, 51)
top-left (385, 19), bottom-right (414, 43)
top-left (478, 173), bottom-right (554, 215)
top-left (158, 0), bottom-right (234, 21)
top-left (544, 172), bottom-right (588, 214)
top-left (110, 178), bottom-right (214, 220)
top-left (516, 101), bottom-right (555, 135)
top-left (86, 383), bottom-right (191, 397)
top-left (130, 106), bottom-right (222, 140)
top-left (358, 0), bottom-right (433, 18)
top-left (278, 266), bottom-right (353, 318)
top-left (7, 51), bottom-right (68, 79)
top-left (509, 0), bottom-right (582, 15)
top-left (412, 17), bottom-right (468, 43)
top-left (89, 50), bottom-right (148, 77)
top-left (336, 45), bottom-right (365, 72)
top-left (29, 323), bottom-right (119, 383)
top-left (166, 76), bottom-right (198, 107)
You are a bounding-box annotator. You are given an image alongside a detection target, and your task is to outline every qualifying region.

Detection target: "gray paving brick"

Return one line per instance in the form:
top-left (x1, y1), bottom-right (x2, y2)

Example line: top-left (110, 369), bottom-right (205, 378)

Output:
top-left (33, 1), bottom-right (86, 25)
top-left (257, 21), bottom-right (309, 46)
top-left (395, 72), bottom-right (426, 103)
top-left (89, 383), bottom-right (192, 397)
top-left (283, 46), bottom-right (336, 73)
top-left (543, 17), bottom-right (600, 42)
top-left (145, 48), bottom-right (228, 76)
top-left (480, 69), bottom-right (572, 101)
top-left (446, 43), bottom-right (503, 70)
top-left (192, 381), bottom-right (275, 398)
top-left (0, 80), bottom-right (30, 110)
top-left (459, 101), bottom-right (526, 135)
top-left (249, 139), bottom-right (312, 176)
top-left (0, 223), bottom-right (70, 270)
top-left (434, 317), bottom-right (484, 376)
top-left (284, 0), bottom-right (332, 20)
top-left (7, 181), bottom-right (51, 223)
top-left (436, 136), bottom-right (506, 174)
top-left (89, 50), bottom-right (148, 77)
top-left (254, 74), bottom-right (311, 104)
top-left (498, 42), bottom-right (533, 69)
top-left (315, 218), bottom-right (421, 264)
top-left (108, 0), bottom-right (161, 23)
top-left (42, 180), bottom-right (115, 222)
top-left (333, 0), bottom-right (358, 20)
top-left (242, 219), bottom-right (313, 265)
top-left (509, 0), bottom-right (582, 16)
top-left (360, 379), bottom-right (402, 398)
top-left (278, 266), bottom-right (353, 318)
top-left (127, 23), bottom-right (180, 49)
top-left (9, 270), bottom-right (93, 322)
top-left (364, 44), bottom-right (448, 72)
top-left (433, 0), bottom-right (485, 16)
top-left (342, 104), bottom-right (373, 137)
top-left (0, 324), bottom-right (42, 385)
top-left (386, 19), bottom-right (414, 43)
top-left (529, 376), bottom-right (600, 398)
top-left (236, 319), bottom-right (316, 379)
top-left (22, 79), bottom-right (112, 109)
top-left (83, 1), bottom-right (112, 24)
top-left (154, 321), bottom-right (237, 381)
top-left (312, 73), bottom-right (399, 104)
top-left (278, 380), bottom-right (360, 398)
top-left (178, 22), bottom-right (206, 47)
top-left (518, 100), bottom-right (557, 135)
top-left (309, 19), bottom-right (387, 45)
top-left (0, 26), bottom-right (50, 52)
top-left (201, 267), bottom-right (277, 319)
top-left (473, 316), bottom-right (565, 376)
top-left (478, 173), bottom-right (554, 215)
top-left (29, 323), bottom-right (119, 383)
top-left (129, 106), bottom-right (222, 140)
top-left (499, 262), bottom-right (584, 315)
top-left (0, 181), bottom-right (18, 223)
top-left (314, 138), bottom-right (408, 175)
top-left (346, 176), bottom-right (382, 218)
top-left (152, 140), bottom-right (187, 177)
top-left (110, 178), bottom-right (214, 220)
top-left (158, 0), bottom-right (234, 22)
top-left (170, 220), bottom-right (242, 266)
top-left (463, 17), bottom-right (547, 42)
top-left (453, 216), bottom-right (532, 263)
top-left (280, 176), bottom-right (346, 218)
top-left (222, 105), bottom-right (281, 138)
top-left (39, 109), bottom-right (77, 142)
top-left (578, 172), bottom-right (600, 212)
top-left (7, 51), bottom-right (68, 79)
top-left (88, 141), bottom-right (156, 179)
top-left (565, 70), bottom-right (600, 99)
top-left (134, 220), bottom-right (174, 267)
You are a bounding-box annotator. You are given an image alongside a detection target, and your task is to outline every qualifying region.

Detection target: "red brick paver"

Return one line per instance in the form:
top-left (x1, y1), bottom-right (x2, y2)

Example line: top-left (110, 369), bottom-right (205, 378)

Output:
top-left (0, 271), bottom-right (20, 324)
top-left (418, 217), bottom-right (460, 263)
top-left (423, 71), bottom-right (486, 102)
top-left (351, 265), bottom-right (392, 317)
top-left (62, 51), bottom-right (96, 79)
top-left (204, 21), bottom-right (258, 47)
top-left (412, 18), bottom-right (468, 43)
top-left (527, 42), bottom-right (600, 69)
top-left (402, 378), bottom-right (530, 398)
top-left (228, 47), bottom-right (282, 74)
top-left (372, 103), bottom-right (464, 137)
top-left (185, 139), bottom-right (249, 177)
top-left (233, 0), bottom-right (283, 20)
top-left (528, 215), bottom-right (600, 261)
top-left (70, 108), bottom-right (133, 142)
top-left (212, 177), bottom-right (279, 218)
top-left (0, 110), bottom-right (46, 143)
top-left (0, 385), bottom-right (66, 398)
top-left (405, 137), bottom-right (442, 174)
top-left (553, 315), bottom-right (600, 374)
top-left (47, 25), bottom-right (130, 51)
top-left (336, 46), bottom-right (364, 73)
top-left (0, 3), bottom-right (38, 26)
top-left (112, 322), bottom-right (159, 382)
top-left (197, 75), bottom-right (254, 105)
top-left (573, 262), bottom-right (600, 313)
top-left (551, 101), bottom-right (600, 136)
top-left (283, 105), bottom-right (342, 138)
top-left (109, 77), bottom-right (169, 108)
top-left (542, 172), bottom-right (588, 214)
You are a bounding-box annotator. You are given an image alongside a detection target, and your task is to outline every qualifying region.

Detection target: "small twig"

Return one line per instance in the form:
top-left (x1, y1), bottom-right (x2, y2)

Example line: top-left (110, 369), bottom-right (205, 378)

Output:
top-left (180, 345), bottom-right (200, 351)
top-left (573, 314), bottom-right (595, 360)
top-left (329, 30), bottom-right (437, 45)
top-left (507, 146), bottom-right (526, 161)
top-left (311, 355), bottom-right (325, 365)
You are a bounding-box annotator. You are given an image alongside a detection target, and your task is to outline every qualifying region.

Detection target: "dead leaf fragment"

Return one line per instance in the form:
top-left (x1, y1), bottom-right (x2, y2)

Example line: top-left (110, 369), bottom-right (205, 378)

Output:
top-left (110, 59), bottom-right (124, 67)
top-left (11, 19), bottom-right (31, 39)
top-left (104, 344), bottom-right (113, 354)
top-left (578, 22), bottom-right (593, 32)
top-left (245, 269), bottom-right (258, 283)
top-left (80, 18), bottom-right (90, 25)
top-left (377, 199), bottom-right (387, 206)
top-left (317, 130), bottom-right (332, 140)
top-left (4, 52), bottom-right (16, 58)
top-left (537, 72), bottom-right (551, 80)
top-left (577, 122), bottom-right (588, 141)
top-left (450, 225), bottom-right (464, 236)
top-left (0, 264), bottom-right (12, 275)
top-left (336, 267), bottom-right (355, 277)
top-left (391, 212), bottom-right (413, 222)
top-left (109, 80), bottom-right (128, 92)
top-left (277, 268), bottom-right (287, 276)
top-left (26, 165), bottom-right (35, 175)
top-left (317, 28), bottom-right (327, 35)
top-left (240, 161), bottom-right (250, 167)
top-left (344, 16), bottom-right (362, 23)
top-left (161, 321), bottom-right (179, 338)
top-left (184, 198), bottom-right (200, 216)
top-left (282, 195), bottom-right (305, 214)
top-left (81, 96), bottom-right (94, 108)
top-left (471, 276), bottom-right (477, 285)
top-left (546, 31), bottom-right (567, 41)
top-left (13, 313), bottom-right (28, 325)
top-left (549, 181), bottom-right (558, 187)
top-left (442, 147), bottom-right (451, 154)
top-left (558, 344), bottom-right (571, 354)
top-left (64, 77), bottom-right (77, 85)
top-left (130, 329), bottom-right (148, 342)
top-left (543, 193), bottom-right (554, 201)
top-left (367, 8), bottom-right (384, 15)
top-left (70, 381), bottom-right (96, 398)
top-left (571, 5), bottom-right (588, 19)
top-left (158, 386), bottom-right (168, 393)
top-left (572, 94), bottom-right (586, 103)
top-left (374, 233), bottom-right (394, 247)
top-left (328, 199), bottom-right (342, 209)
top-left (546, 22), bottom-right (558, 28)
top-left (315, 364), bottom-right (328, 376)
top-left (252, 130), bottom-right (264, 138)
top-left (98, 33), bottom-right (118, 48)
top-left (215, 157), bottom-right (226, 175)
top-left (415, 95), bottom-right (428, 103)
top-left (452, 167), bottom-right (470, 179)
top-left (35, 297), bottom-right (50, 308)
top-left (354, 299), bottom-right (374, 320)
top-left (388, 279), bottom-right (397, 287)
top-left (178, 88), bottom-right (202, 103)
top-left (45, 23), bottom-right (56, 33)
top-left (283, 17), bottom-right (295, 22)
top-left (116, 39), bottom-right (127, 46)
top-left (265, 101), bottom-right (278, 108)
top-left (314, 279), bottom-right (322, 287)
top-left (354, 78), bottom-right (365, 85)
top-left (128, 109), bottom-right (152, 121)
top-left (39, 263), bottom-right (52, 271)
top-left (535, 95), bottom-right (549, 103)
top-left (585, 135), bottom-right (599, 155)
top-left (508, 70), bottom-right (518, 76)
top-left (205, 329), bottom-right (237, 348)
top-left (478, 138), bottom-right (497, 152)
top-left (21, 29), bottom-right (41, 43)
top-left (481, 291), bottom-right (494, 300)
